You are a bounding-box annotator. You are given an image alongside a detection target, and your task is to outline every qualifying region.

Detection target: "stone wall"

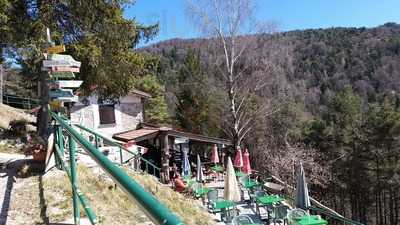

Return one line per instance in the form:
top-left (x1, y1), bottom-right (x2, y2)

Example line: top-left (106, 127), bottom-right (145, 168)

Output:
top-left (119, 102), bottom-right (143, 131)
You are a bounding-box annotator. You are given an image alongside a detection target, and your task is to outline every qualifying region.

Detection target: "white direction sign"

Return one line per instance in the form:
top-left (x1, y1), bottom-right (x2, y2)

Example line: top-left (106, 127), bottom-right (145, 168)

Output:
top-left (41, 66), bottom-right (80, 73)
top-left (55, 80), bottom-right (83, 88)
top-left (50, 89), bottom-right (74, 98)
top-left (43, 60), bottom-right (81, 68)
top-left (43, 54), bottom-right (81, 68)
top-left (56, 95), bottom-right (79, 102)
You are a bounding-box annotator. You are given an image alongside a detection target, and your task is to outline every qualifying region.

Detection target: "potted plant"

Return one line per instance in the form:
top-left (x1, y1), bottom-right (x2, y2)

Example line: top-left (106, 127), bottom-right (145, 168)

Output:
top-left (24, 137), bottom-right (46, 162)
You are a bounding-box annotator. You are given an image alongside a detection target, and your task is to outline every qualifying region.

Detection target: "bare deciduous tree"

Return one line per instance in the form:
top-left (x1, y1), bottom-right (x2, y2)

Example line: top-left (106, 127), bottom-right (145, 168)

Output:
top-left (185, 0), bottom-right (286, 149)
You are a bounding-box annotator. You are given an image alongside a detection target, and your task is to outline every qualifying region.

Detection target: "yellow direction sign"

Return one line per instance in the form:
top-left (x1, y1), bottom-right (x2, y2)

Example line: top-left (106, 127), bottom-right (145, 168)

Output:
top-left (46, 45), bottom-right (65, 54)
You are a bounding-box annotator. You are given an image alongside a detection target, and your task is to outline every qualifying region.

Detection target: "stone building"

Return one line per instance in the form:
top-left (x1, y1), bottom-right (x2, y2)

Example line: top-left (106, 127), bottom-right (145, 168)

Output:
top-left (70, 89), bottom-right (151, 137)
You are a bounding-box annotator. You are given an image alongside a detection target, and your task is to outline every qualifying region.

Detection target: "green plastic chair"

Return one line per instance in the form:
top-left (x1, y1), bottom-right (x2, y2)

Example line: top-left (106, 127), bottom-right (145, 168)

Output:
top-left (207, 189), bottom-right (219, 211)
top-left (250, 190), bottom-right (266, 206)
top-left (273, 205), bottom-right (290, 225)
top-left (287, 208), bottom-right (309, 225)
top-left (232, 215), bottom-right (254, 225)
top-left (191, 182), bottom-right (203, 198)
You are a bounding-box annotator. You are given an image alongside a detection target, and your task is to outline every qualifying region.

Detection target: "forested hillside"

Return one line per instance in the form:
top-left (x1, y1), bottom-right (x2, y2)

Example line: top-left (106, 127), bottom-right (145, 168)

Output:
top-left (144, 23), bottom-right (400, 225)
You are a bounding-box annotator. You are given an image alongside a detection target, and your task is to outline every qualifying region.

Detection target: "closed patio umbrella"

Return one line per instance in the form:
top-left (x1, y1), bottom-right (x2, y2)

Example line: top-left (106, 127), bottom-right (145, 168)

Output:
top-left (196, 154), bottom-right (204, 183)
top-left (182, 150), bottom-right (191, 177)
top-left (295, 162), bottom-right (311, 210)
top-left (224, 157), bottom-right (241, 202)
top-left (210, 144), bottom-right (219, 164)
top-left (241, 148), bottom-right (252, 174)
top-left (233, 147), bottom-right (243, 168)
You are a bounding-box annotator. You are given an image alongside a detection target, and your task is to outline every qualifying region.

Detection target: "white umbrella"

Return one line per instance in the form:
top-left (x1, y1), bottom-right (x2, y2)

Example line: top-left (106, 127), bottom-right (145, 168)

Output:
top-left (224, 157), bottom-right (241, 202)
top-left (182, 150), bottom-right (191, 177)
top-left (295, 162), bottom-right (311, 210)
top-left (196, 154), bottom-right (204, 183)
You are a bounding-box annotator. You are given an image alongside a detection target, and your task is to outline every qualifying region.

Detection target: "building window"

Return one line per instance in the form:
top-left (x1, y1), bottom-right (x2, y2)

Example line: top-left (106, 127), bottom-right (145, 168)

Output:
top-left (99, 104), bottom-right (116, 125)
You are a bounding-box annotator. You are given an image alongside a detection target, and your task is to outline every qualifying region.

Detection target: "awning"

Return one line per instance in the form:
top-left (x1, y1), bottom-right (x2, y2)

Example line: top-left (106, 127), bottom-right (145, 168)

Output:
top-left (112, 124), bottom-right (231, 146)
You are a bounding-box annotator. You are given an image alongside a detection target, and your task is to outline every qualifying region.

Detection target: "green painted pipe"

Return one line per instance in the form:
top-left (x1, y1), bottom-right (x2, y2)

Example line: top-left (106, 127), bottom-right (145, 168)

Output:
top-left (55, 145), bottom-right (99, 225)
top-left (69, 135), bottom-right (80, 224)
top-left (75, 124), bottom-right (161, 172)
top-left (52, 112), bottom-right (183, 225)
top-left (309, 206), bottom-right (364, 225)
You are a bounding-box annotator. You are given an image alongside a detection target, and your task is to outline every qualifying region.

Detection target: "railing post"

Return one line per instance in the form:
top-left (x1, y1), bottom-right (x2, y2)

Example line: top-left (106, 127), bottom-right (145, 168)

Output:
top-left (55, 113), bottom-right (64, 170)
top-left (94, 134), bottom-right (99, 148)
top-left (119, 146), bottom-right (123, 165)
top-left (69, 135), bottom-right (80, 225)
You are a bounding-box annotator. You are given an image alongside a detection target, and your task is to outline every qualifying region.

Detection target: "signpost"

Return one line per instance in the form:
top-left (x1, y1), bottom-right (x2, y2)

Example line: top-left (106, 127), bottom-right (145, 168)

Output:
top-left (46, 45), bottom-right (66, 54)
top-left (50, 89), bottom-right (74, 98)
top-left (49, 71), bottom-right (75, 79)
top-left (42, 66), bottom-right (80, 73)
top-left (56, 95), bottom-right (79, 102)
top-left (43, 60), bottom-right (81, 68)
top-left (55, 80), bottom-right (83, 88)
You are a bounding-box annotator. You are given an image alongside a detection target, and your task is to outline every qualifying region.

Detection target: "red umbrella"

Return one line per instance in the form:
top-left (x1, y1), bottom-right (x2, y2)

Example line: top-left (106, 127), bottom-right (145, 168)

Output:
top-left (210, 144), bottom-right (219, 163)
top-left (242, 148), bottom-right (252, 174)
top-left (233, 147), bottom-right (243, 168)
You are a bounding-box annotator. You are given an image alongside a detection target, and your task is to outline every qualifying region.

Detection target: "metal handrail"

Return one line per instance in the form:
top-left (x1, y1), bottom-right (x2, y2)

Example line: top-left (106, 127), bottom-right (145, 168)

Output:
top-left (74, 124), bottom-right (161, 175)
top-left (309, 206), bottom-right (364, 225)
top-left (3, 94), bottom-right (40, 109)
top-left (54, 145), bottom-right (98, 224)
top-left (258, 173), bottom-right (364, 225)
top-left (51, 112), bottom-right (183, 225)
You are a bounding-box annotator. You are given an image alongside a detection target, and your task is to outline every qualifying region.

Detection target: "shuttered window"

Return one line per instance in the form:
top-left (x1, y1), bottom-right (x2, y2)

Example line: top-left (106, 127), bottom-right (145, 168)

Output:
top-left (99, 104), bottom-right (116, 125)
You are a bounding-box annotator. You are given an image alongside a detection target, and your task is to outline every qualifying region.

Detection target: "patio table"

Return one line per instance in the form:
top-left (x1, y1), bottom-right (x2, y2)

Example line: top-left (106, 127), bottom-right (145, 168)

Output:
top-left (212, 200), bottom-right (236, 222)
top-left (255, 195), bottom-right (285, 222)
top-left (195, 187), bottom-right (213, 197)
top-left (235, 171), bottom-right (246, 177)
top-left (256, 195), bottom-right (285, 205)
top-left (213, 199), bottom-right (235, 210)
top-left (184, 179), bottom-right (196, 187)
top-left (295, 215), bottom-right (328, 225)
top-left (243, 180), bottom-right (259, 189)
top-left (211, 165), bottom-right (224, 172)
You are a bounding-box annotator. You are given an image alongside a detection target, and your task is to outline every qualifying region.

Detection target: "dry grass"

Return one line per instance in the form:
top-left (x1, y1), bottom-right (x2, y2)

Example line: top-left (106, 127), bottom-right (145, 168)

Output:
top-left (47, 165), bottom-right (215, 225)
top-left (5, 163), bottom-right (215, 225)
top-left (0, 143), bottom-right (23, 154)
top-left (127, 169), bottom-right (215, 225)
top-left (0, 103), bottom-right (35, 130)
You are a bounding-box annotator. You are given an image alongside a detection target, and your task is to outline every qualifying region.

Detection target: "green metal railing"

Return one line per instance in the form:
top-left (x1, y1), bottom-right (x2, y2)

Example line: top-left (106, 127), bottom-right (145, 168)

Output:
top-left (261, 174), bottom-right (364, 225)
top-left (3, 94), bottom-right (40, 109)
top-left (52, 112), bottom-right (183, 225)
top-left (309, 206), bottom-right (364, 225)
top-left (74, 124), bottom-right (161, 177)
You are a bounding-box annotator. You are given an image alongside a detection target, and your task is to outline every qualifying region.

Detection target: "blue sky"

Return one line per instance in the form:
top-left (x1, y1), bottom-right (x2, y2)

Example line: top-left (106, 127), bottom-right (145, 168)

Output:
top-left (125, 0), bottom-right (400, 46)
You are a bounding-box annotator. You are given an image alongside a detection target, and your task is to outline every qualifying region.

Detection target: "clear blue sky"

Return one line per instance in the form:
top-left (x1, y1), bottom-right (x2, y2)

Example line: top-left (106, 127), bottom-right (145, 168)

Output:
top-left (124, 0), bottom-right (400, 46)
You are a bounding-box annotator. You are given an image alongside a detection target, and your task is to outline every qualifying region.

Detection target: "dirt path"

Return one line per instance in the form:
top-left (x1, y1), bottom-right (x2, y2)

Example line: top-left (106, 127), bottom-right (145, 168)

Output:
top-left (0, 153), bottom-right (29, 225)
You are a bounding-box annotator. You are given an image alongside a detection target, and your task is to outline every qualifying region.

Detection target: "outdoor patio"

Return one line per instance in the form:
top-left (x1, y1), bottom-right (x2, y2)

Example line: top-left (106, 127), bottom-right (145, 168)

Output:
top-left (171, 146), bottom-right (329, 225)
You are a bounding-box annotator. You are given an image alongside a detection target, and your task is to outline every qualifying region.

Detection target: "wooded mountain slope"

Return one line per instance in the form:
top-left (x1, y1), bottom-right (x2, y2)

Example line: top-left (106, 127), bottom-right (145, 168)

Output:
top-left (145, 22), bottom-right (400, 114)
top-left (144, 23), bottom-right (400, 225)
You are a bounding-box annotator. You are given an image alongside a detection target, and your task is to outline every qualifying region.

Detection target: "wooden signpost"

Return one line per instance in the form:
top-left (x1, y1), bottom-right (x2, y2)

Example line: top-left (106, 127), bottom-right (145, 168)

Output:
top-left (49, 71), bottom-right (75, 79)
top-left (56, 95), bottom-right (79, 102)
top-left (46, 45), bottom-right (66, 54)
top-left (43, 60), bottom-right (81, 68)
top-left (50, 89), bottom-right (74, 98)
top-left (42, 66), bottom-right (80, 73)
top-left (43, 54), bottom-right (81, 68)
top-left (55, 80), bottom-right (83, 88)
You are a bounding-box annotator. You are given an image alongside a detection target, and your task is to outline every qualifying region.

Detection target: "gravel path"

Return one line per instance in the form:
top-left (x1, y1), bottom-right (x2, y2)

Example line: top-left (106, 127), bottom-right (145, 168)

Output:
top-left (0, 153), bottom-right (27, 225)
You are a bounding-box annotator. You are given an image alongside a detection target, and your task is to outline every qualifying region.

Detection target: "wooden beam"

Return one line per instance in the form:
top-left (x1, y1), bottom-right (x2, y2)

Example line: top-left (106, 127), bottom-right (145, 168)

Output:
top-left (160, 131), bottom-right (170, 183)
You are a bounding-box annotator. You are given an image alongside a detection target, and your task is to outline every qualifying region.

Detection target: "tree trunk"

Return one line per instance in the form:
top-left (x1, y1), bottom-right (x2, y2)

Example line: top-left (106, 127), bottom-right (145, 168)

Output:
top-left (37, 73), bottom-right (50, 137)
